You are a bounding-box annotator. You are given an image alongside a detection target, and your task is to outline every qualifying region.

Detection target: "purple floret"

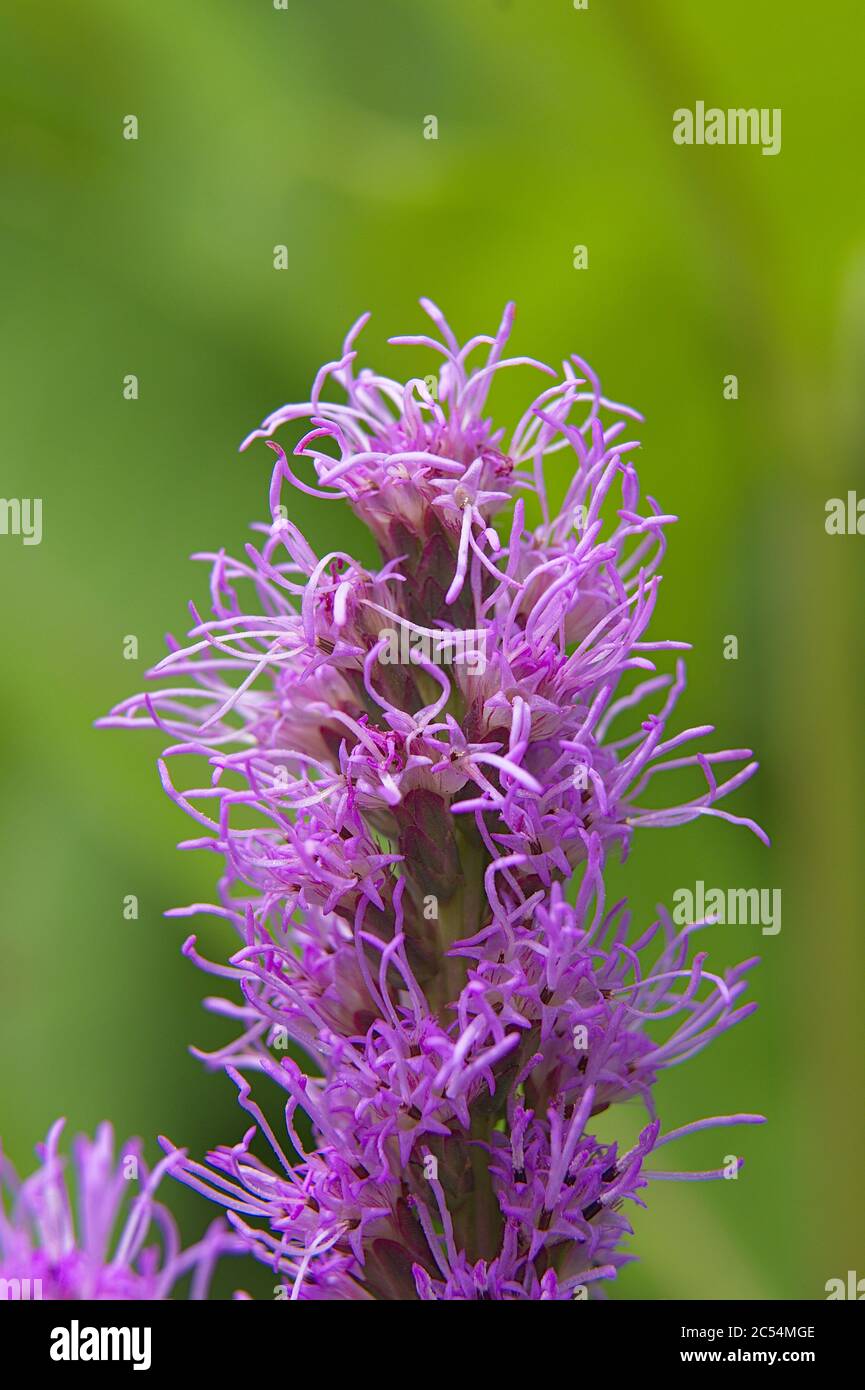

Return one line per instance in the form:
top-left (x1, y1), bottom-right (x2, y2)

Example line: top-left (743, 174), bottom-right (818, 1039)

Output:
top-left (0, 1120), bottom-right (238, 1299)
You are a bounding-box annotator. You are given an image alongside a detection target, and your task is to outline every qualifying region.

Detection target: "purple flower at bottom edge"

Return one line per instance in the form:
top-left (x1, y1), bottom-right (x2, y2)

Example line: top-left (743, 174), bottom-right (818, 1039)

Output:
top-left (0, 1119), bottom-right (240, 1299)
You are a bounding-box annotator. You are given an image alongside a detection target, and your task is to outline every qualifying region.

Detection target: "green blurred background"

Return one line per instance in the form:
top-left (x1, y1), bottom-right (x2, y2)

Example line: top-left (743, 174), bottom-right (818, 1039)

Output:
top-left (1, 0), bottom-right (863, 1300)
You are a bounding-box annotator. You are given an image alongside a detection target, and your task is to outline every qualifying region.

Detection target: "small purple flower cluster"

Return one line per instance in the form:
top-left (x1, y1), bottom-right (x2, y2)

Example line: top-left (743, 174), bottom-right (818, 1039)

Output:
top-left (4, 302), bottom-right (766, 1301)
top-left (0, 1120), bottom-right (234, 1299)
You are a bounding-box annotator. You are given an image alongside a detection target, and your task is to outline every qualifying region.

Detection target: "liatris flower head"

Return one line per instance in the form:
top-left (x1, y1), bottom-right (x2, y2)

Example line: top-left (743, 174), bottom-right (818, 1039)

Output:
top-left (0, 1119), bottom-right (236, 1299)
top-left (102, 300), bottom-right (767, 1299)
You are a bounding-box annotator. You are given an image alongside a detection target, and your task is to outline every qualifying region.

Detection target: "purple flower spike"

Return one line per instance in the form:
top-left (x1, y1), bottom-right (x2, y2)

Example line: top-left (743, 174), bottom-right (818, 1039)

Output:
top-left (0, 1120), bottom-right (239, 1300)
top-left (104, 302), bottom-right (767, 1299)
